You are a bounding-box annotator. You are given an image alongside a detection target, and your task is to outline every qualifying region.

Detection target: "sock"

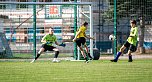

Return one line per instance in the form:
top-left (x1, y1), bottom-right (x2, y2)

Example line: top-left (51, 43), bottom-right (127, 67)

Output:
top-left (85, 57), bottom-right (88, 61)
top-left (114, 52), bottom-right (122, 61)
top-left (35, 53), bottom-right (40, 60)
top-left (54, 51), bottom-right (59, 58)
top-left (88, 53), bottom-right (93, 59)
top-left (129, 55), bottom-right (132, 60)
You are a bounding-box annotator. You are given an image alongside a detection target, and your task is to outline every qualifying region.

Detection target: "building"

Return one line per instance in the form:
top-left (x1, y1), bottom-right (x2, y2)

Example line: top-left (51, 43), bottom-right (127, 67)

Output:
top-left (0, 0), bottom-right (152, 53)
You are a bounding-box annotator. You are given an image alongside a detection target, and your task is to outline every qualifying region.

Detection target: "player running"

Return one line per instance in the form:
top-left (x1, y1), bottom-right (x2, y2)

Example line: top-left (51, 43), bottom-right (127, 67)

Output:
top-left (73, 22), bottom-right (95, 63)
top-left (111, 20), bottom-right (138, 62)
top-left (31, 27), bottom-right (65, 63)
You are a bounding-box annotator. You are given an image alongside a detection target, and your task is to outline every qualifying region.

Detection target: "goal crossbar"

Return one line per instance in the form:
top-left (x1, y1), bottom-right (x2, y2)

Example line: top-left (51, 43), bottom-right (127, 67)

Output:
top-left (0, 2), bottom-right (92, 5)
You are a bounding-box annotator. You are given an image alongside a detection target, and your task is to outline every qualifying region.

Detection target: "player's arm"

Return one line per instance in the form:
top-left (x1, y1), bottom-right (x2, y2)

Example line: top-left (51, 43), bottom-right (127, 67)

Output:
top-left (53, 36), bottom-right (66, 47)
top-left (41, 34), bottom-right (47, 43)
top-left (55, 41), bottom-right (66, 47)
top-left (84, 33), bottom-right (95, 40)
top-left (55, 41), bottom-right (60, 46)
top-left (73, 30), bottom-right (81, 42)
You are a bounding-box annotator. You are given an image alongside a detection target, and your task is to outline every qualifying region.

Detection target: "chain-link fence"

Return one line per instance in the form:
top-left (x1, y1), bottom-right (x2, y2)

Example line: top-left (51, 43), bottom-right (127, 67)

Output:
top-left (0, 0), bottom-right (152, 59)
top-left (96, 0), bottom-right (152, 54)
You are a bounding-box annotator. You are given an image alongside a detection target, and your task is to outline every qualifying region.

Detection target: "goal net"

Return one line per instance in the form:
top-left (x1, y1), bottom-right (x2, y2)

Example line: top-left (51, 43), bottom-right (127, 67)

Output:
top-left (0, 2), bottom-right (93, 60)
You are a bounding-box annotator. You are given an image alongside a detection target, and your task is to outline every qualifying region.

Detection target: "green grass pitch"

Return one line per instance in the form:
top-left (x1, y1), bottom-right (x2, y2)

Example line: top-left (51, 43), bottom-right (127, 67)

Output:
top-left (0, 59), bottom-right (152, 82)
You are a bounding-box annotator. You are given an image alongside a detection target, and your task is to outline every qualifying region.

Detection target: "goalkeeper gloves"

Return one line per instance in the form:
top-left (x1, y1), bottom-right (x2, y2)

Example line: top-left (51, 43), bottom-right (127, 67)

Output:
top-left (59, 43), bottom-right (66, 47)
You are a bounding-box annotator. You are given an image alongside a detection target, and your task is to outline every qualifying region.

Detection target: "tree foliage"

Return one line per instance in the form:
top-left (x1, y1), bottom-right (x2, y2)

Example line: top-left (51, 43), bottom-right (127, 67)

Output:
top-left (106, 0), bottom-right (152, 20)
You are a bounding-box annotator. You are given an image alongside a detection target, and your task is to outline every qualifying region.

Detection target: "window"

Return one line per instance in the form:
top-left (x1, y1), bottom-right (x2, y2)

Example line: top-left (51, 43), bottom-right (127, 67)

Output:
top-left (24, 28), bottom-right (27, 34)
top-left (0, 5), bottom-right (6, 9)
top-left (28, 28), bottom-right (33, 34)
top-left (39, 27), bottom-right (44, 33)
top-left (16, 0), bottom-right (27, 8)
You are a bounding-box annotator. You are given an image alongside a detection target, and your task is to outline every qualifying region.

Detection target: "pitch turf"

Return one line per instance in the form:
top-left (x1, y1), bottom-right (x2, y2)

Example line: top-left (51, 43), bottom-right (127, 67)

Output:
top-left (0, 60), bottom-right (152, 82)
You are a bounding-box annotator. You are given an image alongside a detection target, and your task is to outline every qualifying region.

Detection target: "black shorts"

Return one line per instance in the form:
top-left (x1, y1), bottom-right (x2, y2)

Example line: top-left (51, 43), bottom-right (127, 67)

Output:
top-left (76, 37), bottom-right (86, 47)
top-left (124, 41), bottom-right (137, 52)
top-left (41, 44), bottom-right (56, 52)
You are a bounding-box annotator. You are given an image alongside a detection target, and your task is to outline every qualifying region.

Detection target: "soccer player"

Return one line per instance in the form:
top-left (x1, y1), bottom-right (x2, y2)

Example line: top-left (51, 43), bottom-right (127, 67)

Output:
top-left (31, 27), bottom-right (65, 63)
top-left (73, 22), bottom-right (95, 63)
top-left (111, 20), bottom-right (138, 62)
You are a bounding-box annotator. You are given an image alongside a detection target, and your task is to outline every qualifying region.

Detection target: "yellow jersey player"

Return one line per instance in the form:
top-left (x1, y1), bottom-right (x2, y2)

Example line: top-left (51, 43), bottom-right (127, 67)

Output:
top-left (73, 22), bottom-right (95, 63)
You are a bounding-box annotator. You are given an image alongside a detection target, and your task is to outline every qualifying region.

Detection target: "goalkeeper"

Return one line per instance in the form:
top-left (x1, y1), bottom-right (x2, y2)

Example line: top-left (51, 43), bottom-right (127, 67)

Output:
top-left (73, 22), bottom-right (95, 63)
top-left (111, 20), bottom-right (138, 62)
top-left (31, 27), bottom-right (65, 63)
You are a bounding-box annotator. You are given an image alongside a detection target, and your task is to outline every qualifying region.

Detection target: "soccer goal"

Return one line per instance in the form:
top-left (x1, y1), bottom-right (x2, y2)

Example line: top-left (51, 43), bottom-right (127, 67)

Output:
top-left (0, 2), bottom-right (93, 60)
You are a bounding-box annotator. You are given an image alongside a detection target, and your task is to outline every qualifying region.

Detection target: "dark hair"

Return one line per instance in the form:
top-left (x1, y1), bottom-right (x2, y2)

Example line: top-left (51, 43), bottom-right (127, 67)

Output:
top-left (131, 20), bottom-right (136, 25)
top-left (83, 22), bottom-right (88, 26)
top-left (50, 27), bottom-right (53, 29)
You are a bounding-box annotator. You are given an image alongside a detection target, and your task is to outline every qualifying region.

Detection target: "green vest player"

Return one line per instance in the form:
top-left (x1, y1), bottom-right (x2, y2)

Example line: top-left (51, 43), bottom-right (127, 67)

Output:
top-left (31, 27), bottom-right (66, 63)
top-left (111, 20), bottom-right (138, 62)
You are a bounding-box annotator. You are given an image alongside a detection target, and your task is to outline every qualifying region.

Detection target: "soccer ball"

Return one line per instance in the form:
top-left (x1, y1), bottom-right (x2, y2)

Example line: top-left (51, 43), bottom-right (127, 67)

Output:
top-left (109, 34), bottom-right (115, 41)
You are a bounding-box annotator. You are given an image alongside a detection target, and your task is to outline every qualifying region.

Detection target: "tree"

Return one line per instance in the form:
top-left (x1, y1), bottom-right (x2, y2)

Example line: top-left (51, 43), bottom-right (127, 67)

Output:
top-left (106, 0), bottom-right (152, 53)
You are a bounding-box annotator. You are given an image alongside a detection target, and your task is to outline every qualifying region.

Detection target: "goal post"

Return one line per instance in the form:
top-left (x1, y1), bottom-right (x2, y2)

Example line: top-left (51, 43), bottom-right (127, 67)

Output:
top-left (0, 2), bottom-right (93, 60)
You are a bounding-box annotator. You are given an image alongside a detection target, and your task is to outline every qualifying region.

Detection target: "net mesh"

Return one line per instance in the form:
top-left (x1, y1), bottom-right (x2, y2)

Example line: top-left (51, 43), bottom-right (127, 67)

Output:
top-left (0, 2), bottom-right (91, 59)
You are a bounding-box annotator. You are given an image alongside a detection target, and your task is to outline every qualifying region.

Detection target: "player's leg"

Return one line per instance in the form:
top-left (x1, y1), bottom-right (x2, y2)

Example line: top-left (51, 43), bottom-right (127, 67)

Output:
top-left (31, 44), bottom-right (46, 63)
top-left (127, 50), bottom-right (133, 62)
top-left (79, 46), bottom-right (86, 58)
top-left (76, 37), bottom-right (88, 62)
top-left (35, 44), bottom-right (48, 60)
top-left (79, 38), bottom-right (89, 62)
top-left (127, 44), bottom-right (137, 62)
top-left (111, 45), bottom-right (126, 62)
top-left (116, 45), bottom-right (126, 59)
top-left (84, 44), bottom-right (93, 60)
top-left (52, 47), bottom-right (60, 62)
top-left (78, 46), bottom-right (88, 62)
top-left (111, 41), bottom-right (130, 62)
top-left (35, 47), bottom-right (45, 60)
